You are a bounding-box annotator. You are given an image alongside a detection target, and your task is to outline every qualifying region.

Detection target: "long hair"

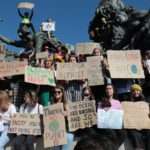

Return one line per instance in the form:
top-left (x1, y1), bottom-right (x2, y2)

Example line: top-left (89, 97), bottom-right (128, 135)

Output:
top-left (82, 86), bottom-right (95, 100)
top-left (101, 84), bottom-right (116, 108)
top-left (0, 90), bottom-right (10, 104)
top-left (53, 85), bottom-right (67, 106)
top-left (68, 53), bottom-right (78, 62)
top-left (24, 90), bottom-right (38, 103)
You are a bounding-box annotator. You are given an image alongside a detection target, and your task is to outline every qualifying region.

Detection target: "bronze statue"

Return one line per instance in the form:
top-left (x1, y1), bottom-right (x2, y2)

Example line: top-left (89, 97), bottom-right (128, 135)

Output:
top-left (17, 8), bottom-right (35, 40)
top-left (89, 0), bottom-right (150, 52)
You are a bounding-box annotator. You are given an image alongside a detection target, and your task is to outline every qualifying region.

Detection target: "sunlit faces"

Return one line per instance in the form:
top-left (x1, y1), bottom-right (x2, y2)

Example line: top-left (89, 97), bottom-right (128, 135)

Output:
top-left (24, 91), bottom-right (38, 107)
top-left (105, 85), bottom-right (114, 98)
top-left (54, 88), bottom-right (63, 102)
top-left (132, 89), bottom-right (141, 98)
top-left (69, 56), bottom-right (77, 63)
top-left (93, 48), bottom-right (101, 56)
top-left (0, 101), bottom-right (9, 112)
top-left (45, 58), bottom-right (53, 69)
top-left (83, 88), bottom-right (90, 97)
top-left (0, 91), bottom-right (10, 112)
top-left (24, 93), bottom-right (31, 104)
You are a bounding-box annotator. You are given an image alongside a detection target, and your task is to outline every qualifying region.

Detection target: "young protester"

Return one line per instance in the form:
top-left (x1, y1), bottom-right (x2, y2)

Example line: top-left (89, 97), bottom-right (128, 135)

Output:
top-left (92, 47), bottom-right (103, 58)
top-left (126, 84), bottom-right (150, 150)
top-left (39, 57), bottom-right (54, 106)
top-left (89, 47), bottom-right (106, 101)
top-left (97, 84), bottom-right (125, 149)
top-left (101, 51), bottom-right (134, 101)
top-left (98, 84), bottom-right (122, 109)
top-left (142, 50), bottom-right (150, 100)
top-left (74, 86), bottom-right (96, 142)
top-left (52, 85), bottom-right (74, 150)
top-left (44, 57), bottom-right (54, 69)
top-left (82, 86), bottom-right (95, 101)
top-left (0, 91), bottom-right (16, 150)
top-left (64, 53), bottom-right (84, 102)
top-left (130, 84), bottom-right (145, 101)
top-left (14, 90), bottom-right (43, 150)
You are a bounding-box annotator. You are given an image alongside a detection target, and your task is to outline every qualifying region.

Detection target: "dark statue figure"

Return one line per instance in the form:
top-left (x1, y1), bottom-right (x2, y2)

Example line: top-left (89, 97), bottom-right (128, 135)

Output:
top-left (89, 0), bottom-right (150, 52)
top-left (17, 8), bottom-right (35, 40)
top-left (0, 5), bottom-right (63, 60)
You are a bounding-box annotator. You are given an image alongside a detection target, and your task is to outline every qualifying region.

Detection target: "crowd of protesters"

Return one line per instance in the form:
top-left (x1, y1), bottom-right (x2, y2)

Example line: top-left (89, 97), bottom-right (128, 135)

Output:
top-left (0, 43), bottom-right (150, 150)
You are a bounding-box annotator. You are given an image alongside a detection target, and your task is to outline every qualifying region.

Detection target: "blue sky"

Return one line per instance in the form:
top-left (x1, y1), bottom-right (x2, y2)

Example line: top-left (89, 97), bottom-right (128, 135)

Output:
top-left (0, 0), bottom-right (149, 51)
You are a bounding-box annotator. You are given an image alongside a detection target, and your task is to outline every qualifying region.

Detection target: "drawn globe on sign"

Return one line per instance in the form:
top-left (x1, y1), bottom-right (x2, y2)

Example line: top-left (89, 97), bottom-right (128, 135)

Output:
top-left (49, 120), bottom-right (59, 132)
top-left (131, 64), bottom-right (138, 74)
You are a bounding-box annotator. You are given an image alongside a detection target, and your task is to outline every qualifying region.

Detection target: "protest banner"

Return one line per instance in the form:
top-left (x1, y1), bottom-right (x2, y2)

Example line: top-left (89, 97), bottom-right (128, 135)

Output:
top-left (41, 22), bottom-right (55, 32)
top-left (36, 51), bottom-right (49, 59)
top-left (0, 60), bottom-right (27, 77)
top-left (56, 62), bottom-right (88, 81)
top-left (75, 42), bottom-right (101, 55)
top-left (122, 101), bottom-right (150, 129)
top-left (107, 50), bottom-right (145, 78)
top-left (25, 66), bottom-right (56, 86)
top-left (97, 108), bottom-right (123, 129)
top-left (86, 56), bottom-right (104, 86)
top-left (43, 103), bottom-right (67, 148)
top-left (8, 113), bottom-right (41, 135)
top-left (17, 2), bottom-right (34, 9)
top-left (0, 122), bottom-right (4, 132)
top-left (67, 100), bottom-right (96, 132)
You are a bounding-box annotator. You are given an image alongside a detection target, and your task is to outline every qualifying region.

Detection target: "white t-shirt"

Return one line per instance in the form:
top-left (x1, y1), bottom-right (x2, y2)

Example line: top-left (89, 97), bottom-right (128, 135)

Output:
top-left (19, 103), bottom-right (43, 115)
top-left (0, 104), bottom-right (16, 132)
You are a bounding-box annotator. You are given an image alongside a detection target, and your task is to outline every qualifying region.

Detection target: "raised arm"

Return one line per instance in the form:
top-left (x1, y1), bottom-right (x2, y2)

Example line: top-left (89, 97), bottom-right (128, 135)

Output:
top-left (30, 9), bottom-right (34, 20)
top-left (17, 8), bottom-right (23, 18)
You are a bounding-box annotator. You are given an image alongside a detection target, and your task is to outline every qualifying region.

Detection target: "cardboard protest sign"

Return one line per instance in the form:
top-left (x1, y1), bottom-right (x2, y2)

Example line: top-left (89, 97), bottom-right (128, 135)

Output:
top-left (36, 51), bottom-right (49, 59)
top-left (17, 2), bottom-right (34, 9)
top-left (25, 66), bottom-right (56, 86)
top-left (86, 56), bottom-right (104, 86)
top-left (0, 45), bottom-right (5, 54)
top-left (67, 100), bottom-right (96, 132)
top-left (97, 109), bottom-right (123, 129)
top-left (41, 22), bottom-right (55, 32)
top-left (56, 63), bottom-right (88, 81)
top-left (9, 113), bottom-right (41, 135)
top-left (107, 50), bottom-right (145, 78)
top-left (75, 42), bottom-right (101, 55)
top-left (0, 122), bottom-right (4, 132)
top-left (0, 45), bottom-right (5, 61)
top-left (0, 60), bottom-right (27, 77)
top-left (43, 103), bottom-right (67, 148)
top-left (122, 101), bottom-right (150, 129)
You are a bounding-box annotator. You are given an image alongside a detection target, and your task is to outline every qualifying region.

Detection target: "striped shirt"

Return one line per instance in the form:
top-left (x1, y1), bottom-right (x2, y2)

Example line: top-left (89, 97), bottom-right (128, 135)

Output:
top-left (64, 81), bottom-right (83, 102)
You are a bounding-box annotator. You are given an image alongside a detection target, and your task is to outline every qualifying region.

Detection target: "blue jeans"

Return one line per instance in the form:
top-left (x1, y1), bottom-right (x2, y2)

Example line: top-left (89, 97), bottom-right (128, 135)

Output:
top-left (52, 133), bottom-right (74, 150)
top-left (14, 135), bottom-right (35, 150)
top-left (0, 131), bottom-right (9, 150)
top-left (62, 133), bottom-right (74, 150)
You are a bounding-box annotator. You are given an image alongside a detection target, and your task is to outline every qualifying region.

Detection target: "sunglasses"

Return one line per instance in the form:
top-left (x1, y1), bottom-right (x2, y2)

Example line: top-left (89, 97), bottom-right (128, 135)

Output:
top-left (54, 90), bottom-right (62, 94)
